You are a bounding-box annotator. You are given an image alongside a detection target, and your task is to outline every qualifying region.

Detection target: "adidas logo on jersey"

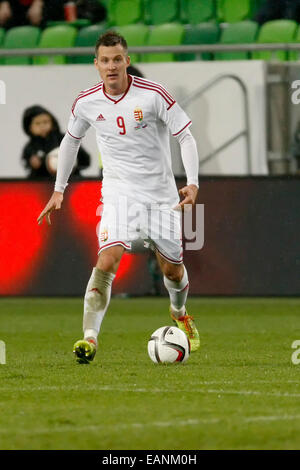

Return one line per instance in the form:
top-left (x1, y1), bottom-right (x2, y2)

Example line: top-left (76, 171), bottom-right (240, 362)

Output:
top-left (96, 113), bottom-right (106, 122)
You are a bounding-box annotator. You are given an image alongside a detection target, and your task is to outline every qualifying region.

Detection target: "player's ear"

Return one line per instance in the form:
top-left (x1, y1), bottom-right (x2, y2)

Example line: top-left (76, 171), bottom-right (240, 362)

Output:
top-left (126, 55), bottom-right (131, 67)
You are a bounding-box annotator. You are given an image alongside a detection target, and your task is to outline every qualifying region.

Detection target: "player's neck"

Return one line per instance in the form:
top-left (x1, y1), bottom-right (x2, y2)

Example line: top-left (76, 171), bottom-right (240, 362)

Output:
top-left (104, 74), bottom-right (130, 96)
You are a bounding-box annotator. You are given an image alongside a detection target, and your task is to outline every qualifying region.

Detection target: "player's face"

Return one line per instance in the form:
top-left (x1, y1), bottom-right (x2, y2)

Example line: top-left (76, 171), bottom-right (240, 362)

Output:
top-left (30, 114), bottom-right (53, 138)
top-left (94, 44), bottom-right (130, 93)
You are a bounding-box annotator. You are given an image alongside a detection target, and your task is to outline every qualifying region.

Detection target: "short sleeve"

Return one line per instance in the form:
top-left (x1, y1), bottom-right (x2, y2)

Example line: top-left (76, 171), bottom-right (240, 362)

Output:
top-left (67, 100), bottom-right (91, 139)
top-left (156, 89), bottom-right (192, 137)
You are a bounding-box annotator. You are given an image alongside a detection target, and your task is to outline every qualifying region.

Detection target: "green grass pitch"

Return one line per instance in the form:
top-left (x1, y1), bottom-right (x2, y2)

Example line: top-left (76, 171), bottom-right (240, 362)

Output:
top-left (0, 296), bottom-right (300, 450)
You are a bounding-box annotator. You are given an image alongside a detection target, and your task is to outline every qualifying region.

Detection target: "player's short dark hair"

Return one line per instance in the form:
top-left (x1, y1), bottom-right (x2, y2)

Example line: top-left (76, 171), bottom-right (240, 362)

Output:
top-left (95, 31), bottom-right (128, 57)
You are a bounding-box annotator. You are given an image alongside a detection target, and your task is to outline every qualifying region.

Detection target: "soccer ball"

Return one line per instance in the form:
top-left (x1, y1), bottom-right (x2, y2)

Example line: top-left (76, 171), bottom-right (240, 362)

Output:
top-left (45, 147), bottom-right (59, 175)
top-left (147, 326), bottom-right (190, 364)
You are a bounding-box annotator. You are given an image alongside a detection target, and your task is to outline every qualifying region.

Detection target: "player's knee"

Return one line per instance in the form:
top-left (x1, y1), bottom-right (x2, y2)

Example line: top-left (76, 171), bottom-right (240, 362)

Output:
top-left (97, 247), bottom-right (123, 273)
top-left (163, 264), bottom-right (184, 283)
top-left (98, 255), bottom-right (118, 272)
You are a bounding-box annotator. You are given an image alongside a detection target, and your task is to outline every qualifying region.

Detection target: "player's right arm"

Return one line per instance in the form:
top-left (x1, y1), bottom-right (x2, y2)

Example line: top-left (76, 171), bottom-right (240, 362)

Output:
top-left (37, 100), bottom-right (91, 225)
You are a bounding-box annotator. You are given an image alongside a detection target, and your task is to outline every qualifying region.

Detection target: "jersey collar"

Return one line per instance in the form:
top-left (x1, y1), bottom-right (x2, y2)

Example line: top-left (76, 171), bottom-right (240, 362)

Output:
top-left (102, 74), bottom-right (133, 104)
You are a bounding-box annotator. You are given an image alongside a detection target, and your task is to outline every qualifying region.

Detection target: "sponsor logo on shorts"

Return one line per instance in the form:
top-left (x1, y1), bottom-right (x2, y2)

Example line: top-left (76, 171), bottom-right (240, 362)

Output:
top-left (100, 229), bottom-right (108, 242)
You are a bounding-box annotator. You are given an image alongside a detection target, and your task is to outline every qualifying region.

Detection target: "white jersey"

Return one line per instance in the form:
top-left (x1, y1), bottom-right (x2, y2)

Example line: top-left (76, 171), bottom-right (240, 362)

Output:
top-left (68, 75), bottom-right (192, 207)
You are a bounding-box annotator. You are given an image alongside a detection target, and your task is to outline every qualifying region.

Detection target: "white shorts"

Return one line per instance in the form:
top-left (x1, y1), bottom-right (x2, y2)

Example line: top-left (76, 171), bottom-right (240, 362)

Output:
top-left (97, 198), bottom-right (183, 264)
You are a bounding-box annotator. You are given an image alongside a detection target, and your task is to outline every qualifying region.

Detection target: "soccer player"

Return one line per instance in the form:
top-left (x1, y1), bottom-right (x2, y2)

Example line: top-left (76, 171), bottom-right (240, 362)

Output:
top-left (37, 31), bottom-right (200, 363)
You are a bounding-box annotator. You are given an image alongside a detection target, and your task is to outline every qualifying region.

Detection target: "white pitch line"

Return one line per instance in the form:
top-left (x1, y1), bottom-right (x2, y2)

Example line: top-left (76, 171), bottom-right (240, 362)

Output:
top-left (245, 415), bottom-right (300, 423)
top-left (1, 415), bottom-right (300, 437)
top-left (0, 418), bottom-right (221, 436)
top-left (205, 389), bottom-right (300, 398)
top-left (1, 384), bottom-right (300, 398)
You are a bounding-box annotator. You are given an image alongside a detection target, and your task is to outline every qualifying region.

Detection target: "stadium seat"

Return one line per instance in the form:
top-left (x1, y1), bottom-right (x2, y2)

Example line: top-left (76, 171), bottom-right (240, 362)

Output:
top-left (0, 28), bottom-right (5, 65)
top-left (214, 21), bottom-right (258, 61)
top-left (180, 0), bottom-right (215, 24)
top-left (252, 19), bottom-right (297, 61)
top-left (116, 24), bottom-right (149, 63)
top-left (141, 23), bottom-right (184, 63)
top-left (179, 23), bottom-right (219, 61)
top-left (0, 28), bottom-right (5, 46)
top-left (71, 24), bottom-right (107, 64)
top-left (33, 25), bottom-right (77, 65)
top-left (289, 26), bottom-right (300, 61)
top-left (107, 0), bottom-right (143, 26)
top-left (144, 0), bottom-right (180, 25)
top-left (217, 0), bottom-right (253, 23)
top-left (2, 26), bottom-right (40, 65)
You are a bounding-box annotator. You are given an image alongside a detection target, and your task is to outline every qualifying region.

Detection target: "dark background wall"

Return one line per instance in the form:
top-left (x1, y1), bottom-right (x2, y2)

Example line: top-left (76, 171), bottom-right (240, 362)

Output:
top-left (0, 177), bottom-right (299, 296)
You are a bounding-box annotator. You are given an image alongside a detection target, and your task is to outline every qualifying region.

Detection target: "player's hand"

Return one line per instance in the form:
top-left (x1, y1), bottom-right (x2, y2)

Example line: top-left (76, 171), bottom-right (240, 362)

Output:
top-left (174, 184), bottom-right (198, 211)
top-left (29, 155), bottom-right (42, 170)
top-left (37, 191), bottom-right (63, 226)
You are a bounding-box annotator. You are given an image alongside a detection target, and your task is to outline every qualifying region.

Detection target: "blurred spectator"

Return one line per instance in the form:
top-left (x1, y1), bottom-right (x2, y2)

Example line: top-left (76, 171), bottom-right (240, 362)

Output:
top-left (22, 105), bottom-right (90, 180)
top-left (0, 0), bottom-right (44, 28)
top-left (75, 0), bottom-right (106, 23)
top-left (0, 0), bottom-right (106, 29)
top-left (43, 0), bottom-right (107, 24)
top-left (127, 64), bottom-right (144, 78)
top-left (255, 0), bottom-right (300, 25)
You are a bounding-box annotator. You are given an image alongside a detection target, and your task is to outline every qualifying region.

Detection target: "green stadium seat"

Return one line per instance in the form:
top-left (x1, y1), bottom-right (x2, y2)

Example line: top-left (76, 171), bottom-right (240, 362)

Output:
top-left (47, 19), bottom-right (91, 28)
top-left (289, 25), bottom-right (300, 61)
top-left (217, 0), bottom-right (253, 23)
top-left (252, 20), bottom-right (297, 61)
top-left (33, 25), bottom-right (77, 65)
top-left (2, 26), bottom-right (40, 65)
top-left (179, 23), bottom-right (219, 61)
top-left (142, 23), bottom-right (184, 63)
top-left (180, 0), bottom-right (215, 24)
top-left (108, 0), bottom-right (143, 26)
top-left (145, 0), bottom-right (180, 25)
top-left (116, 24), bottom-right (149, 63)
top-left (0, 28), bottom-right (5, 46)
top-left (215, 21), bottom-right (258, 60)
top-left (0, 28), bottom-right (5, 65)
top-left (71, 24), bottom-right (107, 64)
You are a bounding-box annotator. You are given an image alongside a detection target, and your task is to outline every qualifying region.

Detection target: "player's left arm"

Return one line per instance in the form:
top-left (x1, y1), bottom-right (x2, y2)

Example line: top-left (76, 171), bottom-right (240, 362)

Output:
top-left (174, 128), bottom-right (199, 210)
top-left (155, 90), bottom-right (199, 210)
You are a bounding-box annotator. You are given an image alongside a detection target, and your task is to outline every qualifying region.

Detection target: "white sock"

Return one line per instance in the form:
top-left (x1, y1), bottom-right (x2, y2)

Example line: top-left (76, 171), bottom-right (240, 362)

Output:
top-left (83, 267), bottom-right (115, 342)
top-left (163, 265), bottom-right (189, 319)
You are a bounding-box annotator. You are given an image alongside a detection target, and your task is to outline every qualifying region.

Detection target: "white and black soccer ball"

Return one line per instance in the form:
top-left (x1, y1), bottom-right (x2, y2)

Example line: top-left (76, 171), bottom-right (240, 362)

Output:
top-left (147, 326), bottom-right (190, 364)
top-left (45, 147), bottom-right (59, 175)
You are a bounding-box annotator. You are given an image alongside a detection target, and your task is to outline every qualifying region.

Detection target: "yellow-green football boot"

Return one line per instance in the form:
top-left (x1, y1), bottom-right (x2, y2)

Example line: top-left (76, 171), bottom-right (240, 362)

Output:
top-left (73, 338), bottom-right (97, 364)
top-left (170, 308), bottom-right (200, 352)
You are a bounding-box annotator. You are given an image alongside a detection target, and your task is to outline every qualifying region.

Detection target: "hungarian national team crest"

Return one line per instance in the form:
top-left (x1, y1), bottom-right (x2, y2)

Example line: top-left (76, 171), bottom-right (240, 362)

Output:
top-left (134, 107), bottom-right (147, 130)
